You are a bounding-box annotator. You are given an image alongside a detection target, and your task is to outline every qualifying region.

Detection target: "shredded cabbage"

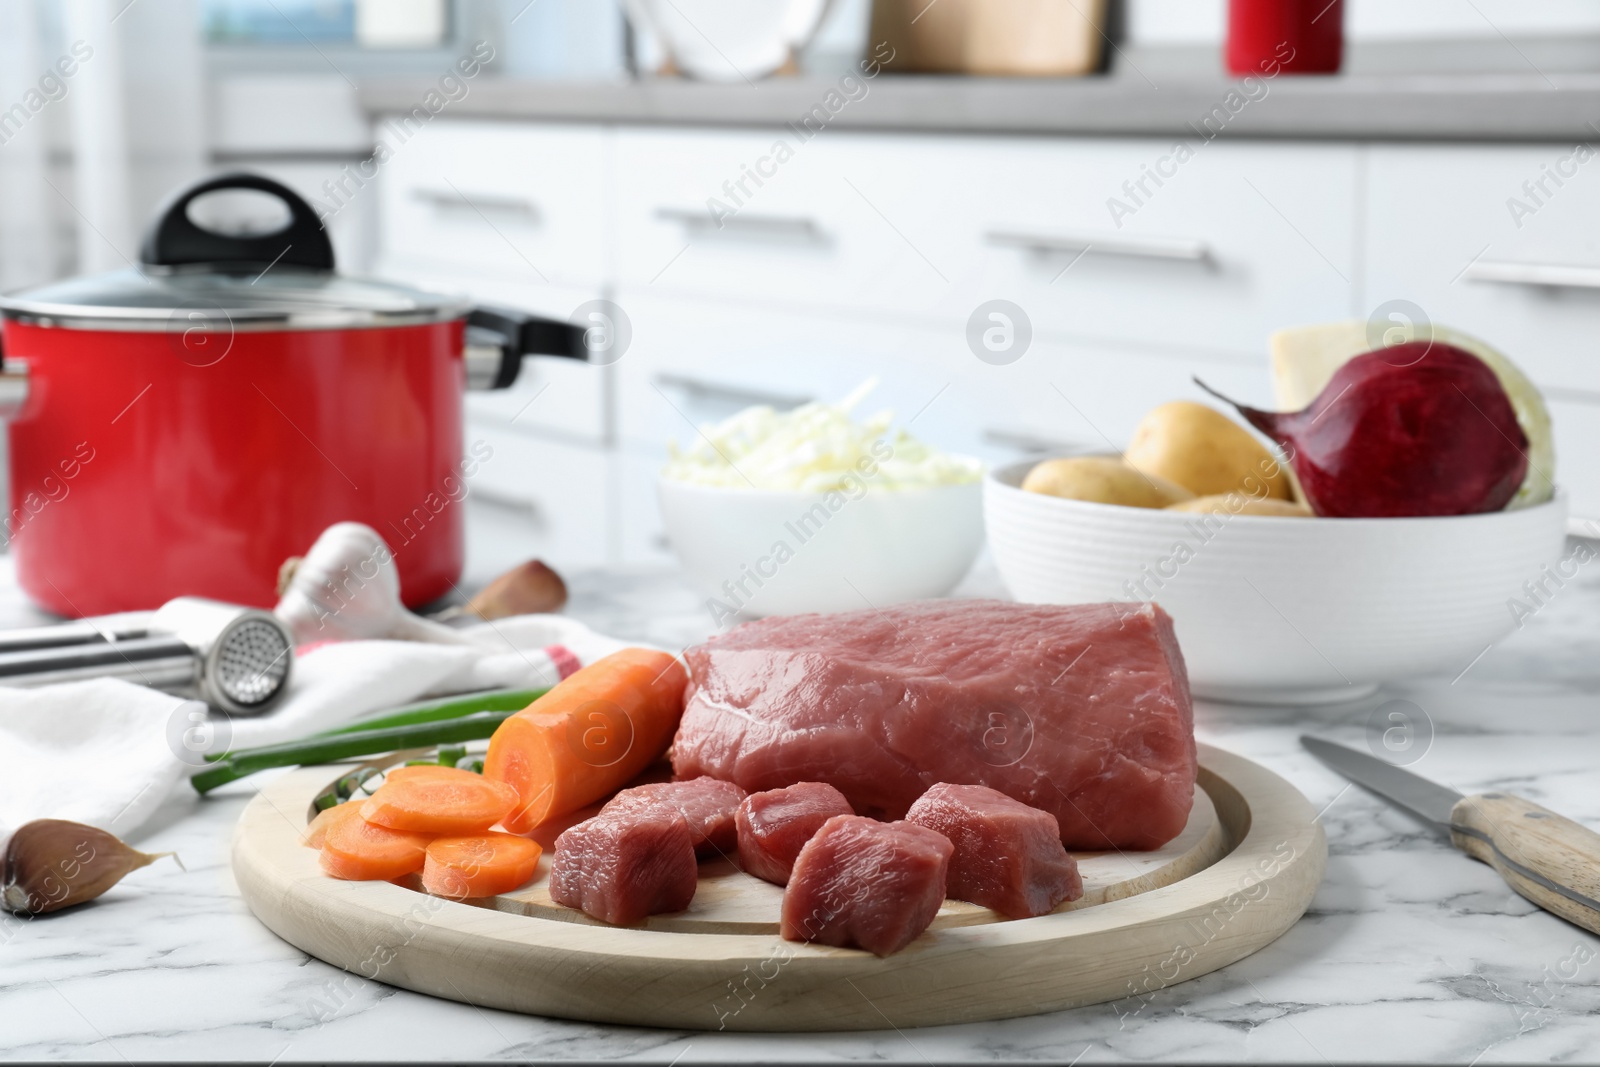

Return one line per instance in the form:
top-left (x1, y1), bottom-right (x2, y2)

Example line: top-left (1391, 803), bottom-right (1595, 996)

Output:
top-left (661, 378), bottom-right (982, 491)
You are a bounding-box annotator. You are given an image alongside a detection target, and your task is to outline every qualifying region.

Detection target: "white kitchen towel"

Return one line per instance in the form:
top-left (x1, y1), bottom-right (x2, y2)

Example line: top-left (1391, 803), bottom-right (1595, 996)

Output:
top-left (0, 613), bottom-right (632, 851)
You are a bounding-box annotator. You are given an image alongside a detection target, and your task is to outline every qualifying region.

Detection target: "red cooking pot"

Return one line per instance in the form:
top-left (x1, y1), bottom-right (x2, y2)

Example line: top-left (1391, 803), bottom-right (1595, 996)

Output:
top-left (0, 173), bottom-right (585, 617)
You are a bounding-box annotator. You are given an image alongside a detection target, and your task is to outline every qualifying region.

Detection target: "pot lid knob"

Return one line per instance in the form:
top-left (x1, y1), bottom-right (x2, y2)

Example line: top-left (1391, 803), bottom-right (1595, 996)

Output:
top-left (139, 172), bottom-right (335, 275)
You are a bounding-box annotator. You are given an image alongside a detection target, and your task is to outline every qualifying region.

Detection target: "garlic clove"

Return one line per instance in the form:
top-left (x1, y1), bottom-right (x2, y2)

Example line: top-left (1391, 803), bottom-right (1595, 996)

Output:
top-left (2, 819), bottom-right (177, 916)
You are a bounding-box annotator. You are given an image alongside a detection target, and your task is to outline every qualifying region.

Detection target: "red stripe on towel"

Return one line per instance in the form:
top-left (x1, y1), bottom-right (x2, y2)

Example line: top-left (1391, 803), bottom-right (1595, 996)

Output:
top-left (543, 644), bottom-right (581, 680)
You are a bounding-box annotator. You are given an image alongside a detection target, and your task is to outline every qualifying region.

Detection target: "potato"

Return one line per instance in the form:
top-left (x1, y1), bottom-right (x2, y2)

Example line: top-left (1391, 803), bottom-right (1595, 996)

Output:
top-left (1021, 456), bottom-right (1195, 509)
top-left (1166, 494), bottom-right (1312, 517)
top-left (1124, 401), bottom-right (1293, 500)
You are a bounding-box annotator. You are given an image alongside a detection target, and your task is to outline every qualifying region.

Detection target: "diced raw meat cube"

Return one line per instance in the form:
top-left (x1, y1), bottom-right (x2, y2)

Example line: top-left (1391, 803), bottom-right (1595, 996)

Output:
top-left (736, 781), bottom-right (854, 886)
top-left (906, 782), bottom-right (1083, 919)
top-left (781, 815), bottom-right (953, 957)
top-left (601, 776), bottom-right (747, 859)
top-left (549, 809), bottom-right (697, 925)
top-left (672, 600), bottom-right (1195, 850)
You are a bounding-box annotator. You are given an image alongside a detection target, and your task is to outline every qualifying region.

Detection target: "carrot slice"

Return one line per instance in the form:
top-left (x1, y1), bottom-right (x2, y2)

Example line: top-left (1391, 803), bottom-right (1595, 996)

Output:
top-left (421, 833), bottom-right (543, 899)
top-left (320, 809), bottom-right (433, 881)
top-left (361, 766), bottom-right (518, 836)
top-left (303, 799), bottom-right (367, 849)
top-left (484, 648), bottom-right (688, 834)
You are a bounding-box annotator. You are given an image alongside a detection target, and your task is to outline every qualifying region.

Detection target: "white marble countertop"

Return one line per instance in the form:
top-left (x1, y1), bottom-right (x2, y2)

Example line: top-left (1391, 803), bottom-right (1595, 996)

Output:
top-left (5, 513), bottom-right (1600, 1064)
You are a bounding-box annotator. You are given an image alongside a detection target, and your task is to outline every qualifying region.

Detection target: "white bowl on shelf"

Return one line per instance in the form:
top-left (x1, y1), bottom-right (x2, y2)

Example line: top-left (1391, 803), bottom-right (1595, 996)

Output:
top-left (622, 0), bottom-right (833, 81)
top-left (658, 476), bottom-right (984, 619)
top-left (984, 459), bottom-right (1569, 705)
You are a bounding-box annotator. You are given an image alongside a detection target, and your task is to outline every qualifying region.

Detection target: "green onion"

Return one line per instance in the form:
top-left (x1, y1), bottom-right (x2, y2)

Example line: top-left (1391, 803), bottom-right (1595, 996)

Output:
top-left (192, 687), bottom-right (545, 796)
top-left (313, 688), bottom-right (542, 737)
top-left (190, 711), bottom-right (516, 795)
top-left (314, 767), bottom-right (384, 812)
top-left (334, 766), bottom-right (379, 800)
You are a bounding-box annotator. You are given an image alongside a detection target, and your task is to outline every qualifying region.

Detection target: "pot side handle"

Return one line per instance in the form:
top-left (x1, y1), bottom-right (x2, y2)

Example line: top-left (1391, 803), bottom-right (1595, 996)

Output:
top-left (139, 172), bottom-right (336, 273)
top-left (0, 331), bottom-right (29, 421)
top-left (465, 306), bottom-right (588, 391)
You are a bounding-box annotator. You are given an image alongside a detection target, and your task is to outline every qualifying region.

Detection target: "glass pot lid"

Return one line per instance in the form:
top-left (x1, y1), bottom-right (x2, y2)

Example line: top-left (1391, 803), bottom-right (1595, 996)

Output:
top-left (0, 267), bottom-right (470, 332)
top-left (0, 172), bottom-right (468, 332)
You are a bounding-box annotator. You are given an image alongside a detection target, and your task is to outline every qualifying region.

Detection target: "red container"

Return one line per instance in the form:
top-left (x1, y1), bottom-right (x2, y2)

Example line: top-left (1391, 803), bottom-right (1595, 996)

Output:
top-left (0, 173), bottom-right (585, 617)
top-left (1226, 0), bottom-right (1343, 76)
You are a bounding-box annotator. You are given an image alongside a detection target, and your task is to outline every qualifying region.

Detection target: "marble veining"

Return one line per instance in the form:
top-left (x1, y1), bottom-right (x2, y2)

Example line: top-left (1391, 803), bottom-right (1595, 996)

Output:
top-left (3, 532), bottom-right (1599, 1063)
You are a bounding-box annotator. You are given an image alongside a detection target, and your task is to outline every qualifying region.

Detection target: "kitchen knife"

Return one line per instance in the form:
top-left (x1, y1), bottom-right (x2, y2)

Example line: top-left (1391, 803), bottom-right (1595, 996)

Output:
top-left (1302, 735), bottom-right (1600, 936)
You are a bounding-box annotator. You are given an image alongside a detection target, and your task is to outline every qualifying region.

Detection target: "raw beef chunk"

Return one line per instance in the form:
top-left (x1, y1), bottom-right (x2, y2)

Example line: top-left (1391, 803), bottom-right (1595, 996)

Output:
top-left (736, 781), bottom-right (854, 886)
top-left (601, 776), bottom-right (747, 859)
top-left (549, 808), bottom-right (696, 924)
top-left (781, 815), bottom-right (953, 957)
top-left (673, 600), bottom-right (1195, 849)
top-left (906, 782), bottom-right (1083, 918)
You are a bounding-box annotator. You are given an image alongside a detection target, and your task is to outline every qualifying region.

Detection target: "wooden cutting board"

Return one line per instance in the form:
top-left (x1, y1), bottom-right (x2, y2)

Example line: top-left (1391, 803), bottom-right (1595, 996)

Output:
top-left (233, 743), bottom-right (1325, 1031)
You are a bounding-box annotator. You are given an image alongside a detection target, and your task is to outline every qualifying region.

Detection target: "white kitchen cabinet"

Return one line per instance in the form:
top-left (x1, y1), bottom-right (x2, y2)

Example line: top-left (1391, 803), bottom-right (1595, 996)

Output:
top-left (372, 119), bottom-right (1594, 549)
top-left (465, 419), bottom-right (616, 568)
top-left (615, 129), bottom-right (1357, 359)
top-left (613, 127), bottom-right (945, 319)
top-left (1365, 144), bottom-right (1600, 394)
top-left (616, 445), bottom-right (674, 565)
top-left (1548, 398), bottom-right (1600, 524)
top-left (377, 120), bottom-right (611, 289)
top-left (610, 292), bottom-right (1276, 457)
top-left (379, 267), bottom-right (609, 446)
top-left (610, 292), bottom-right (976, 455)
top-left (609, 290), bottom-right (1273, 570)
top-left (611, 297), bottom-right (1272, 566)
top-left (876, 136), bottom-right (1360, 358)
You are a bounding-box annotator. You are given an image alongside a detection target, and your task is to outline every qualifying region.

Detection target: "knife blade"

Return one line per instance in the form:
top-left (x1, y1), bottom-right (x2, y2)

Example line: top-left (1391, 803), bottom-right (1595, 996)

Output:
top-left (1300, 735), bottom-right (1461, 833)
top-left (1301, 735), bottom-right (1600, 936)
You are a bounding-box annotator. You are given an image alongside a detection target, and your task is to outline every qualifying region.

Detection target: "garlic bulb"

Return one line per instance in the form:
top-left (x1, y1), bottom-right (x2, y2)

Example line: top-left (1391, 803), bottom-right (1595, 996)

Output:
top-left (2, 820), bottom-right (176, 915)
top-left (273, 522), bottom-right (470, 647)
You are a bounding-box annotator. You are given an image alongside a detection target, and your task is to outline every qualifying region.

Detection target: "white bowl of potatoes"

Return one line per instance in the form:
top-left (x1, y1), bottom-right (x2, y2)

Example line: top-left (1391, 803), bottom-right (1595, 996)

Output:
top-left (985, 327), bottom-right (1570, 705)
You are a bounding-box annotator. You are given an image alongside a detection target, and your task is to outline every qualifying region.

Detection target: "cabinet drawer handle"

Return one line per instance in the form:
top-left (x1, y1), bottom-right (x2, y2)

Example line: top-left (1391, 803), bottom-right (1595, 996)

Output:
top-left (413, 189), bottom-right (541, 223)
top-left (656, 372), bottom-right (811, 409)
top-left (469, 483), bottom-right (545, 518)
top-left (1464, 260), bottom-right (1600, 289)
top-left (982, 428), bottom-right (1098, 455)
top-left (985, 229), bottom-right (1210, 264)
top-left (655, 207), bottom-right (826, 243)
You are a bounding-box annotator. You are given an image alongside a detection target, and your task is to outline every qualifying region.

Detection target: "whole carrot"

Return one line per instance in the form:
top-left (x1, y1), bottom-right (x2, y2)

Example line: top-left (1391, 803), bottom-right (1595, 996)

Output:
top-left (484, 648), bottom-right (688, 833)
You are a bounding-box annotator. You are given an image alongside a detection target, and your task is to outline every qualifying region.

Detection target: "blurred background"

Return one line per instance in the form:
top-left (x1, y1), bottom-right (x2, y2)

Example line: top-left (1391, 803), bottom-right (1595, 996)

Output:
top-left (3, 0), bottom-right (1599, 583)
top-left (10, 0), bottom-right (1600, 284)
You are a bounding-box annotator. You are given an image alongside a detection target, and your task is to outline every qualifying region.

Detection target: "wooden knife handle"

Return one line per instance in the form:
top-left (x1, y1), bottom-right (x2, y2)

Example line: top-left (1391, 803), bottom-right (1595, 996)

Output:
top-left (1451, 792), bottom-right (1600, 936)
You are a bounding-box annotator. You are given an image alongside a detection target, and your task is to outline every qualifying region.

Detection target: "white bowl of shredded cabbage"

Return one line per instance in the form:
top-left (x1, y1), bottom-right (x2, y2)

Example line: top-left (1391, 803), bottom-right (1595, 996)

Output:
top-left (658, 380), bottom-right (985, 620)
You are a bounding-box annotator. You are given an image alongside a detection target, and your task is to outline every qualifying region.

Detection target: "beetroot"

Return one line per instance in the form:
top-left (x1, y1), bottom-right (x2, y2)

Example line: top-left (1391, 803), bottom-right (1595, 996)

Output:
top-left (1197, 343), bottom-right (1529, 518)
